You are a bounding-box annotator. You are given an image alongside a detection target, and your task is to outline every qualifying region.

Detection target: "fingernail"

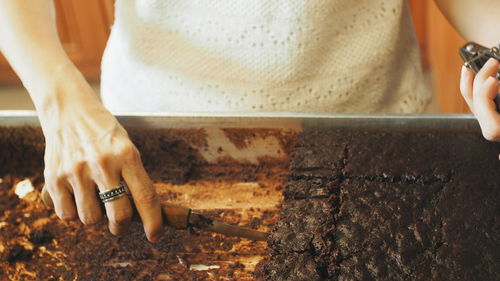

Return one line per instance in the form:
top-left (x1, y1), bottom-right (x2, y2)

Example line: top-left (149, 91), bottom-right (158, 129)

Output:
top-left (149, 230), bottom-right (162, 243)
top-left (150, 234), bottom-right (160, 243)
top-left (461, 65), bottom-right (467, 79)
top-left (486, 76), bottom-right (499, 85)
top-left (486, 57), bottom-right (499, 67)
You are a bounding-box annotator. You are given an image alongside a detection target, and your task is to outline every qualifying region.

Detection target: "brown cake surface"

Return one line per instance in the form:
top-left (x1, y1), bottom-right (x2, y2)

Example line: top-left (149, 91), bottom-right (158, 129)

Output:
top-left (260, 129), bottom-right (500, 281)
top-left (283, 178), bottom-right (338, 200)
top-left (268, 199), bottom-right (335, 254)
top-left (0, 126), bottom-right (287, 281)
top-left (2, 126), bottom-right (500, 281)
top-left (290, 130), bottom-right (348, 179)
top-left (336, 179), bottom-right (446, 280)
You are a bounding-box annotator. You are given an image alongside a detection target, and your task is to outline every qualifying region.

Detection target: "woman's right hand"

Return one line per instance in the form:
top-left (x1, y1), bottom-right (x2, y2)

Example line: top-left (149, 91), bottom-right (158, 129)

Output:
top-left (39, 68), bottom-right (163, 242)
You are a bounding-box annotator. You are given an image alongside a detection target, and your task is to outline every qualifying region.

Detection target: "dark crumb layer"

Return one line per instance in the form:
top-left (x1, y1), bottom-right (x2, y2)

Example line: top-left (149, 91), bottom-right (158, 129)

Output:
top-left (268, 198), bottom-right (336, 254)
top-left (337, 177), bottom-right (500, 281)
top-left (0, 127), bottom-right (44, 178)
top-left (283, 178), bottom-right (339, 200)
top-left (255, 252), bottom-right (323, 281)
top-left (261, 129), bottom-right (500, 281)
top-left (256, 195), bottom-right (340, 280)
top-left (290, 129), bottom-right (348, 179)
top-left (0, 126), bottom-right (208, 185)
top-left (344, 131), bottom-right (500, 183)
top-left (6, 244), bottom-right (33, 263)
top-left (336, 179), bottom-right (445, 280)
top-left (127, 128), bottom-right (209, 184)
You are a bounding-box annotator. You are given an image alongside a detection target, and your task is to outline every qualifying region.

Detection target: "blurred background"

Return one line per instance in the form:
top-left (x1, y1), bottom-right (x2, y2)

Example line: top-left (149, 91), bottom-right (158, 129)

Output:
top-left (0, 0), bottom-right (468, 113)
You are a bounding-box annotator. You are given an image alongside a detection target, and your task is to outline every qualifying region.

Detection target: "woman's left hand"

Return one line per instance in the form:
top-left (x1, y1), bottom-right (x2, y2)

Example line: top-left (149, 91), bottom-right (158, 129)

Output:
top-left (460, 58), bottom-right (500, 142)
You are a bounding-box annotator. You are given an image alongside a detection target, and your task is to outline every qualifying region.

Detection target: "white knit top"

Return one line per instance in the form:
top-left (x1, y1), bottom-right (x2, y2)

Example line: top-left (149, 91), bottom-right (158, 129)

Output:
top-left (100, 0), bottom-right (431, 113)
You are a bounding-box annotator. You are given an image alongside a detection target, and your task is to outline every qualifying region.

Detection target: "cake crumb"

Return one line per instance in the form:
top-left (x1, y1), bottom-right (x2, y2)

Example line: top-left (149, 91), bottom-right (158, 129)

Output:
top-left (14, 179), bottom-right (35, 199)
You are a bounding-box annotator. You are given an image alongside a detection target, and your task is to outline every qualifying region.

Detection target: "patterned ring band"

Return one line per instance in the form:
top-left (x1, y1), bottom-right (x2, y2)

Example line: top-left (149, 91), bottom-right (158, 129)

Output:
top-left (99, 185), bottom-right (126, 203)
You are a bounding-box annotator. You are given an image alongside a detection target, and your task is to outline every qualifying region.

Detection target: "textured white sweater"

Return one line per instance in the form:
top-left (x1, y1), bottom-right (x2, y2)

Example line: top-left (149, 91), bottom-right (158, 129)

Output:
top-left (101, 0), bottom-right (431, 113)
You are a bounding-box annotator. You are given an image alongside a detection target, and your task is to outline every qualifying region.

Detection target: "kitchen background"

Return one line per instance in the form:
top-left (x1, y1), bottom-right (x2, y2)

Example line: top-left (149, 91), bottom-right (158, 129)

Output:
top-left (0, 0), bottom-right (468, 113)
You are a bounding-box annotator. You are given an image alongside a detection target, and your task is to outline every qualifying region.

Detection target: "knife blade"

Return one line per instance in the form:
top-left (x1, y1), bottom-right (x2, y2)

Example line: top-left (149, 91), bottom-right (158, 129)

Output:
top-left (161, 203), bottom-right (270, 241)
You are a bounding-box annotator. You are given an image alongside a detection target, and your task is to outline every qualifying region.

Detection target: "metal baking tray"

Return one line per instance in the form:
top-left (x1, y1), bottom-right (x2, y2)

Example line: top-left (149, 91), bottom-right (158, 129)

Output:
top-left (0, 111), bottom-right (481, 164)
top-left (0, 111), bottom-right (486, 279)
top-left (0, 111), bottom-right (480, 164)
top-left (0, 110), bottom-right (479, 130)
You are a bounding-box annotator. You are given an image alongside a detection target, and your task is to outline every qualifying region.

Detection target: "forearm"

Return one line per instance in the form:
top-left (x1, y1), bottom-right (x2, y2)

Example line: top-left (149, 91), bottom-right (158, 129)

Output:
top-left (0, 0), bottom-right (86, 112)
top-left (434, 0), bottom-right (500, 47)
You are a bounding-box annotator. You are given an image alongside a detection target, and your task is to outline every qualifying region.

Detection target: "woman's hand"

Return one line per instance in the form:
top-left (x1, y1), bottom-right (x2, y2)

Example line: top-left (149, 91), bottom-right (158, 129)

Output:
top-left (0, 0), bottom-right (162, 241)
top-left (40, 71), bottom-right (163, 242)
top-left (460, 58), bottom-right (500, 142)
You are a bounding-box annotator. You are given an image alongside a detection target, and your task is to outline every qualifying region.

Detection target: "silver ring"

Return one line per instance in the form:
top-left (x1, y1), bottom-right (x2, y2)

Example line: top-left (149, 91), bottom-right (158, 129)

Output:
top-left (99, 185), bottom-right (126, 203)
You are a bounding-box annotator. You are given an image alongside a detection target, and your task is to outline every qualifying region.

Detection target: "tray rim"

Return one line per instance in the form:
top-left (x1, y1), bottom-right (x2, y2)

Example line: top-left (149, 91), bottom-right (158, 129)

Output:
top-left (0, 110), bottom-right (479, 131)
top-left (0, 110), bottom-right (477, 119)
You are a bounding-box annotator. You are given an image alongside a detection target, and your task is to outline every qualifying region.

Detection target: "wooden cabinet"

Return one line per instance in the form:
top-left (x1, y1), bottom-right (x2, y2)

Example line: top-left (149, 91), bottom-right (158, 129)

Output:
top-left (0, 0), bottom-right (114, 84)
top-left (0, 0), bottom-right (472, 113)
top-left (409, 0), bottom-right (468, 113)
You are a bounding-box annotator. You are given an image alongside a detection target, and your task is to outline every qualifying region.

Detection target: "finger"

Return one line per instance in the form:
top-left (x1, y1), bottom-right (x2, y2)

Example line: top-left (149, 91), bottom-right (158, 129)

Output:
top-left (41, 185), bottom-right (53, 208)
top-left (92, 155), bottom-right (133, 236)
top-left (460, 65), bottom-right (474, 111)
top-left (473, 58), bottom-right (499, 95)
top-left (121, 146), bottom-right (163, 242)
top-left (68, 164), bottom-right (103, 225)
top-left (473, 76), bottom-right (500, 141)
top-left (45, 177), bottom-right (77, 221)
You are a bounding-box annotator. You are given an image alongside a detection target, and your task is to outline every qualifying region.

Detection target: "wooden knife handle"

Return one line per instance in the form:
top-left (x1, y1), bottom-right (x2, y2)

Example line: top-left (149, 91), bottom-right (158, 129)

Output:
top-left (161, 203), bottom-right (191, 229)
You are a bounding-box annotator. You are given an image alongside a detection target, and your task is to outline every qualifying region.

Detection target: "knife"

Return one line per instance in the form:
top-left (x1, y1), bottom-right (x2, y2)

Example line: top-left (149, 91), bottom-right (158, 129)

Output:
top-left (41, 186), bottom-right (269, 241)
top-left (161, 203), bottom-right (270, 241)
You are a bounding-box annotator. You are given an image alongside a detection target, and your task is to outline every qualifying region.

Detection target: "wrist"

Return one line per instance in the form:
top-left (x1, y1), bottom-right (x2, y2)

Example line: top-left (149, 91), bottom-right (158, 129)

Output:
top-left (31, 64), bottom-right (99, 116)
top-left (29, 61), bottom-right (84, 106)
top-left (33, 72), bottom-right (105, 137)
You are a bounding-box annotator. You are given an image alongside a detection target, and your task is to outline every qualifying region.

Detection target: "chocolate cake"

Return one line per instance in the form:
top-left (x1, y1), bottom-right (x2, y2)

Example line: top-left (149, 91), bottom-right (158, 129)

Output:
top-left (256, 252), bottom-right (322, 281)
top-left (290, 130), bottom-right (347, 179)
top-left (1, 125), bottom-right (499, 281)
top-left (263, 198), bottom-right (338, 280)
top-left (283, 178), bottom-right (338, 200)
top-left (336, 177), bottom-right (500, 281)
top-left (268, 199), bottom-right (335, 253)
top-left (260, 129), bottom-right (500, 281)
top-left (0, 126), bottom-right (287, 280)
